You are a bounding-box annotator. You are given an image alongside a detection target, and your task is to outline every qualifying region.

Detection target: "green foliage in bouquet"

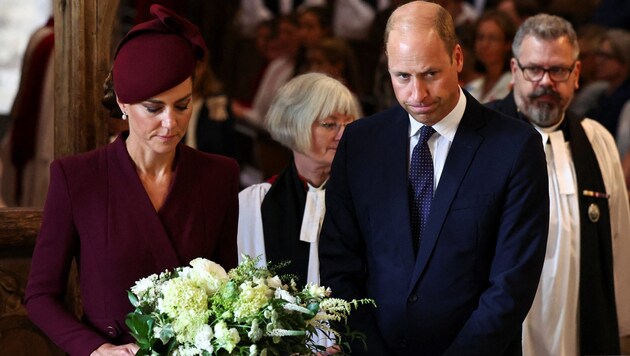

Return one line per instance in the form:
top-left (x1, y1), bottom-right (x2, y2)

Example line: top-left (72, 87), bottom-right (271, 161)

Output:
top-left (126, 255), bottom-right (375, 355)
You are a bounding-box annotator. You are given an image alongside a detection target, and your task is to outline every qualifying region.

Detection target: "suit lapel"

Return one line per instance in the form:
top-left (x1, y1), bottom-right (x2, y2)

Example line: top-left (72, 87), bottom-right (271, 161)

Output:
top-left (379, 107), bottom-right (418, 272)
top-left (409, 95), bottom-right (485, 290)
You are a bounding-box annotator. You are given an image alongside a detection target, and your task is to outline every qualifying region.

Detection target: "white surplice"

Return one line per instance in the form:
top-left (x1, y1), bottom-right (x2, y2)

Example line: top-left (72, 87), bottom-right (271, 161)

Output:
top-left (522, 118), bottom-right (630, 356)
top-left (237, 180), bottom-right (333, 348)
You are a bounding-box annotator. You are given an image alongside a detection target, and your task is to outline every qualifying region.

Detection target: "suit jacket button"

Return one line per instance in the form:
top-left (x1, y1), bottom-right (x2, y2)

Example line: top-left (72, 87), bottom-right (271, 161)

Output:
top-left (105, 326), bottom-right (117, 337)
top-left (408, 294), bottom-right (418, 303)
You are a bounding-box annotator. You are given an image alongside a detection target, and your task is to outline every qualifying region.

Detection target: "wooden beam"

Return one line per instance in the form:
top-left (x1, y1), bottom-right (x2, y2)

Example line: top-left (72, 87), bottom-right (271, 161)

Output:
top-left (0, 208), bottom-right (41, 247)
top-left (55, 0), bottom-right (119, 157)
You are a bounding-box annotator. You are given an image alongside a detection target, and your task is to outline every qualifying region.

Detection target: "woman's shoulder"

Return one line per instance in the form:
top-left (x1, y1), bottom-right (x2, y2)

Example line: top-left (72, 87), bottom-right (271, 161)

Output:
top-left (52, 141), bottom-right (111, 172)
top-left (239, 182), bottom-right (272, 202)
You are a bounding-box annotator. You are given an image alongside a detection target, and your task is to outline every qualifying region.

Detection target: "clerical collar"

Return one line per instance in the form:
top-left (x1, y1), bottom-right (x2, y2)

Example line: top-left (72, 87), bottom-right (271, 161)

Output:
top-left (532, 113), bottom-right (566, 133)
top-left (528, 113), bottom-right (566, 144)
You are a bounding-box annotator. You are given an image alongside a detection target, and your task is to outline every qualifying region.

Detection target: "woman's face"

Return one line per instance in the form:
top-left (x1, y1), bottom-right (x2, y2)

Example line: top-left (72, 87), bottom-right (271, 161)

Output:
top-left (306, 112), bottom-right (354, 166)
top-left (475, 20), bottom-right (510, 67)
top-left (307, 48), bottom-right (341, 79)
top-left (118, 77), bottom-right (193, 156)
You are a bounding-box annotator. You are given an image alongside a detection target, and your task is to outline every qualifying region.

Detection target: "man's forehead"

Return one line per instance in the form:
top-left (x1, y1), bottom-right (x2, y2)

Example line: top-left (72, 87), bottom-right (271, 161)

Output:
top-left (519, 36), bottom-right (575, 61)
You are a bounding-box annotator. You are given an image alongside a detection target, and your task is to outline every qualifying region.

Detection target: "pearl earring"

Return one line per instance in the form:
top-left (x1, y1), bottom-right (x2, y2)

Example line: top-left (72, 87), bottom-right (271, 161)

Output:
top-left (122, 112), bottom-right (128, 120)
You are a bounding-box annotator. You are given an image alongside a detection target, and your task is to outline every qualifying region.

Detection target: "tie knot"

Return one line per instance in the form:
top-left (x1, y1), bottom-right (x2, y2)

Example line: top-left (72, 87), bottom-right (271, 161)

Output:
top-left (419, 125), bottom-right (436, 144)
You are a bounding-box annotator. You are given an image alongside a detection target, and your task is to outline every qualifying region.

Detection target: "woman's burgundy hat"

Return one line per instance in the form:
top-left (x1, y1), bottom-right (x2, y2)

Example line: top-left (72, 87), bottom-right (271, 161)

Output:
top-left (113, 4), bottom-right (207, 103)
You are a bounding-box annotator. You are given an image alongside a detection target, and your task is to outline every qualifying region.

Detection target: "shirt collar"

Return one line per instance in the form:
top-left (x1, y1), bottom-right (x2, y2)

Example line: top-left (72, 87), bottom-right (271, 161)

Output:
top-left (408, 87), bottom-right (467, 142)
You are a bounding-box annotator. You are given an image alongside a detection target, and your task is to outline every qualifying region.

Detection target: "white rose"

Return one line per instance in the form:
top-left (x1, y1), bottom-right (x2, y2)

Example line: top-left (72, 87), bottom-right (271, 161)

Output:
top-left (188, 258), bottom-right (228, 295)
top-left (266, 276), bottom-right (283, 289)
top-left (194, 324), bottom-right (214, 353)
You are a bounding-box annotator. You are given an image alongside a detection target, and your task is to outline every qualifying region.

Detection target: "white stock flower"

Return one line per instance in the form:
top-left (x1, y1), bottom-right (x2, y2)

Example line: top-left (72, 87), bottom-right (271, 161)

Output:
top-left (274, 288), bottom-right (296, 303)
top-left (172, 345), bottom-right (203, 356)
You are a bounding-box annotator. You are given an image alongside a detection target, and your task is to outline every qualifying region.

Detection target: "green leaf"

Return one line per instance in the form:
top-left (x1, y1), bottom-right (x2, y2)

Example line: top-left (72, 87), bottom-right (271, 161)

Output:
top-left (127, 290), bottom-right (139, 307)
top-left (157, 324), bottom-right (174, 344)
top-left (125, 312), bottom-right (155, 348)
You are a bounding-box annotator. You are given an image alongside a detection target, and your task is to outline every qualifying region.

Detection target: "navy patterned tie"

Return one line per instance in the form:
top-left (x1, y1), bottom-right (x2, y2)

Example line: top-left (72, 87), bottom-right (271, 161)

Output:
top-left (409, 125), bottom-right (436, 254)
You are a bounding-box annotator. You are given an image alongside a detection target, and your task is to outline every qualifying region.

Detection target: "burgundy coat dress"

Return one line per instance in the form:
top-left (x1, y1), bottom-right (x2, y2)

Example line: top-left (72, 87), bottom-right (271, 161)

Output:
top-left (24, 134), bottom-right (239, 355)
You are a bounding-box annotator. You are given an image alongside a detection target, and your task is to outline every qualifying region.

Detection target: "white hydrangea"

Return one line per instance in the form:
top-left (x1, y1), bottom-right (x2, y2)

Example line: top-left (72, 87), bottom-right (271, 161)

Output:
top-left (234, 280), bottom-right (273, 320)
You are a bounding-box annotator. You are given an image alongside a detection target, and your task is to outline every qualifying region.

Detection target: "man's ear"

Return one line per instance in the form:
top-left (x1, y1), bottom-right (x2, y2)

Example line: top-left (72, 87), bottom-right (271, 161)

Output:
top-left (453, 44), bottom-right (464, 73)
top-left (509, 58), bottom-right (518, 85)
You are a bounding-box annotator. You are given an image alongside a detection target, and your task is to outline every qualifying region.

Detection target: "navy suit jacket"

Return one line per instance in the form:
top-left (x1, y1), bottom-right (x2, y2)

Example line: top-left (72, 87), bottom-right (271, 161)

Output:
top-left (320, 91), bottom-right (549, 355)
top-left (25, 135), bottom-right (239, 355)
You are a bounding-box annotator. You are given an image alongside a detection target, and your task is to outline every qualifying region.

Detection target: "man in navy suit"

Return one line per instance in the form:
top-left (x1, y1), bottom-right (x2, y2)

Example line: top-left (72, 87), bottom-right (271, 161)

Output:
top-left (319, 1), bottom-right (549, 355)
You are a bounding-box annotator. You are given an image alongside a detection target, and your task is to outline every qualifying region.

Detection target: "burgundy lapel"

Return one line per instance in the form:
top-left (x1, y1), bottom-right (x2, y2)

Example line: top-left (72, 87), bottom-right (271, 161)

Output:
top-left (108, 135), bottom-right (181, 271)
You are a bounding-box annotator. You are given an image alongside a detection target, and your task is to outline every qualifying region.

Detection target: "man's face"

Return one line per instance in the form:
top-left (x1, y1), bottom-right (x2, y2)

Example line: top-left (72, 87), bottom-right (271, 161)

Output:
top-left (511, 35), bottom-right (581, 127)
top-left (387, 28), bottom-right (463, 126)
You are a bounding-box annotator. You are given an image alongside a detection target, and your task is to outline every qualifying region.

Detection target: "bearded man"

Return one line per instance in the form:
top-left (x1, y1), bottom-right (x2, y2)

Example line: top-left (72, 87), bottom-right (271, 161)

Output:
top-left (487, 13), bottom-right (630, 356)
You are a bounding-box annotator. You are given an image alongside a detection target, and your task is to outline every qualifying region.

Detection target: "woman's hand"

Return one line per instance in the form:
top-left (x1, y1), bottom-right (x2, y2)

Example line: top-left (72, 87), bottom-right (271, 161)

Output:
top-left (90, 343), bottom-right (139, 355)
top-left (316, 344), bottom-right (342, 355)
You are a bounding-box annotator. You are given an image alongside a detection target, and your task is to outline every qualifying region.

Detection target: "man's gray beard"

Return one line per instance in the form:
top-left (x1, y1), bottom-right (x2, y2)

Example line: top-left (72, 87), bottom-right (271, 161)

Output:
top-left (525, 101), bottom-right (562, 127)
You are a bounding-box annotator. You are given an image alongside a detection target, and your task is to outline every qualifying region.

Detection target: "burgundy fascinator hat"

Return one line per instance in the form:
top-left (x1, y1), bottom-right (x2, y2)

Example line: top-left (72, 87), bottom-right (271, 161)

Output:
top-left (112, 4), bottom-right (207, 103)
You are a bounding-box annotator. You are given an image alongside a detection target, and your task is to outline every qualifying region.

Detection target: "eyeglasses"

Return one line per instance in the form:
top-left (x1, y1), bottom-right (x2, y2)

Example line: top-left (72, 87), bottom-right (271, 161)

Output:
top-left (515, 58), bottom-right (576, 82)
top-left (317, 120), bottom-right (353, 132)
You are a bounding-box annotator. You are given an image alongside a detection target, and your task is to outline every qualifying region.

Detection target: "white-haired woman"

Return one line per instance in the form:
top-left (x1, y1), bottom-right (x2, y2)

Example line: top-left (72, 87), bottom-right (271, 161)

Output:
top-left (238, 72), bottom-right (361, 285)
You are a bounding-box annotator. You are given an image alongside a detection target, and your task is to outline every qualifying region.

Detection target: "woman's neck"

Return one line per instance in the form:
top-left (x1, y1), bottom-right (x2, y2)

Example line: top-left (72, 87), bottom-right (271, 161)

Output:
top-left (293, 152), bottom-right (330, 188)
top-left (126, 139), bottom-right (175, 178)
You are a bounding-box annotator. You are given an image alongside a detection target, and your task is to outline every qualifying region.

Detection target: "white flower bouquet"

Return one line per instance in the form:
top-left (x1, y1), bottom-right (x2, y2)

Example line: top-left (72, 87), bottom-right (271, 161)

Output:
top-left (126, 255), bottom-right (374, 355)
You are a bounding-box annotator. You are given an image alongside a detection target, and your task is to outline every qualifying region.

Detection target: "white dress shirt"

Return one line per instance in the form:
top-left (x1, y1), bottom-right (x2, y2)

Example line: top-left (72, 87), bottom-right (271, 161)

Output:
top-left (408, 87), bottom-right (467, 191)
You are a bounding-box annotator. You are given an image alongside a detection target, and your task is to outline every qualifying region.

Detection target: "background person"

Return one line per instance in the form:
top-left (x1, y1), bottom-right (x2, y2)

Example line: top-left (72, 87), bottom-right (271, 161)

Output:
top-left (24, 6), bottom-right (239, 355)
top-left (486, 14), bottom-right (630, 355)
top-left (464, 9), bottom-right (515, 103)
top-left (238, 72), bottom-right (360, 287)
top-left (185, 60), bottom-right (236, 158)
top-left (586, 28), bottom-right (630, 139)
top-left (319, 1), bottom-right (549, 355)
top-left (238, 72), bottom-right (360, 351)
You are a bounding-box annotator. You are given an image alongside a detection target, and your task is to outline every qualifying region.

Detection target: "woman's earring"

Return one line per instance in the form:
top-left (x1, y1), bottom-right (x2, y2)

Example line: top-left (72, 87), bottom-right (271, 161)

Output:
top-left (122, 112), bottom-right (128, 120)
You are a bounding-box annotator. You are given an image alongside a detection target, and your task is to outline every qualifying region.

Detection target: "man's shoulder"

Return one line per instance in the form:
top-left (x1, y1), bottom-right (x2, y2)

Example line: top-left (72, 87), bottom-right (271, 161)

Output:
top-left (484, 93), bottom-right (518, 118)
top-left (348, 105), bottom-right (407, 136)
top-left (466, 92), bottom-right (533, 133)
top-left (581, 117), bottom-right (619, 146)
top-left (360, 104), bottom-right (406, 124)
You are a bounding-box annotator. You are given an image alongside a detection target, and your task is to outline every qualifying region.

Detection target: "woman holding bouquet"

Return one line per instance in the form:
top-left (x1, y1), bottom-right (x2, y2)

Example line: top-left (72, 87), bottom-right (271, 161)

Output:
top-left (237, 72), bottom-right (361, 289)
top-left (24, 5), bottom-right (239, 356)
